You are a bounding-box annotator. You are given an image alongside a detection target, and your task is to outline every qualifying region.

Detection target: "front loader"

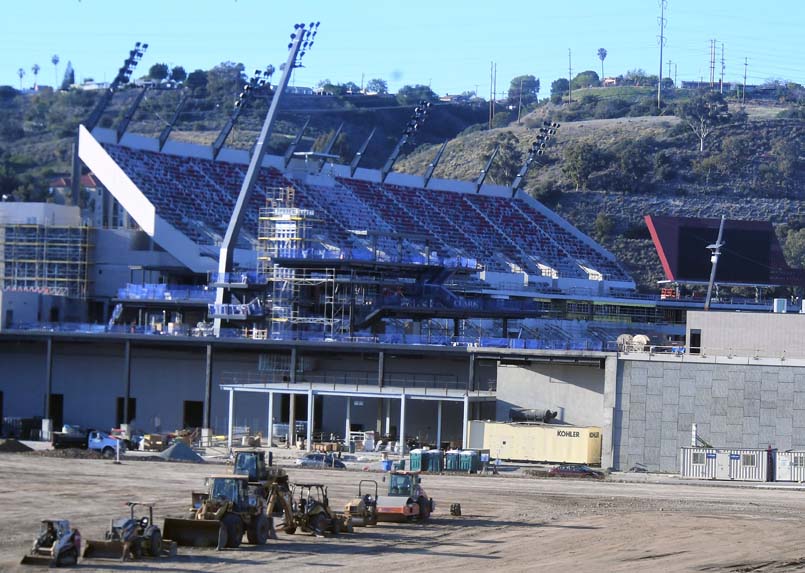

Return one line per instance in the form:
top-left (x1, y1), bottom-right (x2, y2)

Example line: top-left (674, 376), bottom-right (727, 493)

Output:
top-left (163, 475), bottom-right (273, 550)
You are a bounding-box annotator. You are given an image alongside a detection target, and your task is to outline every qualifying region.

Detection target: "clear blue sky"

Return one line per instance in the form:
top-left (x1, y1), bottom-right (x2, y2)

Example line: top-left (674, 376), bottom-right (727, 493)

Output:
top-left (2, 0), bottom-right (803, 96)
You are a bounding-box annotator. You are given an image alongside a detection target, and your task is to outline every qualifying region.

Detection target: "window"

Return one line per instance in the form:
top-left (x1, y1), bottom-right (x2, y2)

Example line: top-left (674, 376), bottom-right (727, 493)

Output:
top-left (741, 454), bottom-right (756, 467)
top-left (692, 452), bottom-right (706, 465)
top-left (793, 455), bottom-right (805, 467)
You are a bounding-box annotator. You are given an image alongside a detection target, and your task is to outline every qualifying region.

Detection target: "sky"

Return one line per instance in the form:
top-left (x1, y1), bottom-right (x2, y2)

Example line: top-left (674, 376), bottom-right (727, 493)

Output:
top-left (1, 0), bottom-right (803, 97)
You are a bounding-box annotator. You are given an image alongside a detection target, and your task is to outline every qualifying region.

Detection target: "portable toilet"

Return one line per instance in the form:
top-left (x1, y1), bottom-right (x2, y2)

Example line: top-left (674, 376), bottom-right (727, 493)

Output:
top-left (409, 449), bottom-right (423, 472)
top-left (427, 449), bottom-right (444, 472)
top-left (445, 450), bottom-right (461, 471)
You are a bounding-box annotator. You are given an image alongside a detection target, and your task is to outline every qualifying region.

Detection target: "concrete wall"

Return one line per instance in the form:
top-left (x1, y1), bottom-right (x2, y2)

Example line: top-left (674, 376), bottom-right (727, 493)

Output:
top-left (687, 310), bottom-right (805, 359)
top-left (0, 292), bottom-right (87, 330)
top-left (612, 354), bottom-right (805, 473)
top-left (495, 361), bottom-right (607, 426)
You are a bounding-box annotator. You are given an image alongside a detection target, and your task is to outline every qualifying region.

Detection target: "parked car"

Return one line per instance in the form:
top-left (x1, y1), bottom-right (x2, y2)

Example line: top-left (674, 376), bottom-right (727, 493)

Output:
top-left (294, 452), bottom-right (346, 469)
top-left (548, 464), bottom-right (605, 479)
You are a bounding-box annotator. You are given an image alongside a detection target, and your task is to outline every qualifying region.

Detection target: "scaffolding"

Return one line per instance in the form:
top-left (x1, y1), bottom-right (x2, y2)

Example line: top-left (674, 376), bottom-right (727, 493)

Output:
top-left (0, 224), bottom-right (93, 298)
top-left (258, 187), bottom-right (338, 340)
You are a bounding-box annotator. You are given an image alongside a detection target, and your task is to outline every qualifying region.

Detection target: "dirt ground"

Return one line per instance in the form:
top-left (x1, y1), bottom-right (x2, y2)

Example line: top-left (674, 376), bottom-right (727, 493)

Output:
top-left (3, 452), bottom-right (805, 572)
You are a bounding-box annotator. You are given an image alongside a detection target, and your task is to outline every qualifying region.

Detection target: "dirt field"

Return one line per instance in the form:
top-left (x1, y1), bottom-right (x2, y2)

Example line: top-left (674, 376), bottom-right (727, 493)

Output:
top-left (3, 452), bottom-right (805, 572)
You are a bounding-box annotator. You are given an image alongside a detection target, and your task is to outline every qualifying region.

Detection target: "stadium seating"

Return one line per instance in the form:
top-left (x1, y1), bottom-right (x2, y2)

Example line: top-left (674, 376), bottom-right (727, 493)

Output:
top-left (102, 143), bottom-right (630, 282)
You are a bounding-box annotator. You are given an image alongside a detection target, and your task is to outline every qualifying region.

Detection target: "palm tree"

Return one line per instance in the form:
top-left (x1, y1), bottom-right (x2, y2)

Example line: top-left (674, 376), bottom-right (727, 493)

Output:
top-left (51, 54), bottom-right (60, 87)
top-left (31, 64), bottom-right (40, 88)
top-left (597, 48), bottom-right (608, 81)
top-left (17, 68), bottom-right (25, 90)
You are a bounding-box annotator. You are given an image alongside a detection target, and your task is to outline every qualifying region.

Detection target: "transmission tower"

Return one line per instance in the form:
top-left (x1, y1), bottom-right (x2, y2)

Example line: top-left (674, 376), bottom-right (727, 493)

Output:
top-left (657, 0), bottom-right (667, 108)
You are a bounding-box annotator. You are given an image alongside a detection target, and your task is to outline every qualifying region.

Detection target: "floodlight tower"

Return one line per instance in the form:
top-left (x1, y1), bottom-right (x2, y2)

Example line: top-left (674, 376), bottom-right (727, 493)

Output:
top-left (510, 122), bottom-right (560, 197)
top-left (212, 66), bottom-right (275, 159)
top-left (70, 42), bottom-right (148, 205)
top-left (213, 22), bottom-right (320, 335)
top-left (380, 100), bottom-right (432, 182)
top-left (704, 215), bottom-right (726, 311)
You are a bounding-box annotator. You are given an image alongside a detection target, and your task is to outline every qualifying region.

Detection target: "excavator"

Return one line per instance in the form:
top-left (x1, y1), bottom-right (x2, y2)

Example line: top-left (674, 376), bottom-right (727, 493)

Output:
top-left (231, 448), bottom-right (295, 534)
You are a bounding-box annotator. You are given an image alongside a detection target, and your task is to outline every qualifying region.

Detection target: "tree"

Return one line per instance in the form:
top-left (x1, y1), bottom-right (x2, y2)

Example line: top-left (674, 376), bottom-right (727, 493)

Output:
top-left (550, 78), bottom-right (569, 103)
top-left (675, 90), bottom-right (731, 152)
top-left (17, 68), bottom-right (25, 90)
top-left (31, 64), bottom-right (40, 88)
top-left (51, 54), bottom-right (59, 87)
top-left (593, 212), bottom-right (614, 241)
top-left (343, 81), bottom-right (360, 93)
top-left (562, 141), bottom-right (609, 190)
top-left (597, 48), bottom-right (607, 80)
top-left (571, 70), bottom-right (600, 90)
top-left (486, 132), bottom-right (523, 185)
top-left (507, 75), bottom-right (540, 107)
top-left (366, 78), bottom-right (388, 94)
top-left (60, 61), bottom-right (74, 90)
top-left (170, 66), bottom-right (187, 82)
top-left (207, 62), bottom-right (246, 102)
top-left (396, 84), bottom-right (438, 105)
top-left (186, 69), bottom-right (208, 92)
top-left (148, 63), bottom-right (169, 81)
top-left (784, 228), bottom-right (805, 268)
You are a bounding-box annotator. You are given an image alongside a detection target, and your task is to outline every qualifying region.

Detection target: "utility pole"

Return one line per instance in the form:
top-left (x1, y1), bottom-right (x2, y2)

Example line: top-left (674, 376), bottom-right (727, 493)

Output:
top-left (657, 0), bottom-right (667, 108)
top-left (720, 42), bottom-right (725, 94)
top-left (743, 57), bottom-right (748, 105)
top-left (709, 39), bottom-right (716, 88)
top-left (674, 63), bottom-right (678, 87)
top-left (517, 78), bottom-right (524, 124)
top-left (493, 62), bottom-right (497, 116)
top-left (568, 48), bottom-right (572, 103)
top-left (489, 61), bottom-right (493, 128)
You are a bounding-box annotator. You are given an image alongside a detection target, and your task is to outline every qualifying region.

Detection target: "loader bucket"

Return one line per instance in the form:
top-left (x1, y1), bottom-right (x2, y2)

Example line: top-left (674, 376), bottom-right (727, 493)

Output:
top-left (163, 518), bottom-right (224, 549)
top-left (20, 554), bottom-right (54, 566)
top-left (82, 539), bottom-right (124, 559)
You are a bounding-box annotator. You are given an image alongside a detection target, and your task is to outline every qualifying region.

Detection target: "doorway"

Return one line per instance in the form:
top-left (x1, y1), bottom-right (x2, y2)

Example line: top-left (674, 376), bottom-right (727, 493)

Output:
top-left (183, 400), bottom-right (204, 429)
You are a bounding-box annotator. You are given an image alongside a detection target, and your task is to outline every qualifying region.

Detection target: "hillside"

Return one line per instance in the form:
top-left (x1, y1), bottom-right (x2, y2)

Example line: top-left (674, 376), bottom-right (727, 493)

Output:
top-left (1, 83), bottom-right (803, 292)
top-left (395, 101), bottom-right (805, 291)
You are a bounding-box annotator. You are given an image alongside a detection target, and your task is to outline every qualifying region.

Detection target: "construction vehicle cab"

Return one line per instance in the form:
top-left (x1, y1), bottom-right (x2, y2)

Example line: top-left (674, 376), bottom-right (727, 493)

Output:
top-left (232, 448), bottom-right (294, 533)
top-left (21, 519), bottom-right (81, 567)
top-left (163, 475), bottom-right (273, 550)
top-left (376, 471), bottom-right (434, 522)
top-left (288, 483), bottom-right (351, 536)
top-left (83, 502), bottom-right (163, 561)
top-left (233, 448), bottom-right (271, 482)
top-left (344, 480), bottom-right (379, 527)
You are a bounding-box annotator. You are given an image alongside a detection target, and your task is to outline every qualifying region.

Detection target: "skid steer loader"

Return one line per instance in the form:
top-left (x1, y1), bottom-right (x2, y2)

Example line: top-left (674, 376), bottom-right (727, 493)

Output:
top-left (20, 520), bottom-right (81, 567)
top-left (83, 502), bottom-right (169, 561)
top-left (163, 475), bottom-right (274, 550)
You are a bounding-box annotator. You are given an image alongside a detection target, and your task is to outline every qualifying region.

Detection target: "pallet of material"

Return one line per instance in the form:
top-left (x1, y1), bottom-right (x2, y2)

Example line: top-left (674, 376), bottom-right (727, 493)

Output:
top-left (141, 434), bottom-right (165, 451)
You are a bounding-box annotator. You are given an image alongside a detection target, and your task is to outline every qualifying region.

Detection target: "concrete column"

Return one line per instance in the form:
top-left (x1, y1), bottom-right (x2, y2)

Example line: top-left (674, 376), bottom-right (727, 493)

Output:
top-left (468, 353), bottom-right (476, 391)
top-left (203, 344), bottom-right (213, 430)
top-left (399, 393), bottom-right (406, 458)
top-left (377, 351), bottom-right (385, 387)
top-left (436, 400), bottom-right (443, 449)
top-left (44, 337), bottom-right (53, 420)
top-left (345, 397), bottom-right (351, 446)
top-left (306, 389), bottom-right (314, 452)
top-left (288, 393), bottom-right (296, 448)
top-left (376, 399), bottom-right (383, 434)
top-left (385, 399), bottom-right (391, 435)
top-left (227, 389), bottom-right (234, 450)
top-left (123, 340), bottom-right (132, 424)
top-left (267, 392), bottom-right (274, 447)
top-left (601, 355), bottom-right (619, 470)
top-left (462, 395), bottom-right (470, 449)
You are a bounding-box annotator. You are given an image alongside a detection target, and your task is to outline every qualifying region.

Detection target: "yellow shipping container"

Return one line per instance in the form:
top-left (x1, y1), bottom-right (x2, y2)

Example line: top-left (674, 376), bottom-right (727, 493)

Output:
top-left (467, 421), bottom-right (602, 465)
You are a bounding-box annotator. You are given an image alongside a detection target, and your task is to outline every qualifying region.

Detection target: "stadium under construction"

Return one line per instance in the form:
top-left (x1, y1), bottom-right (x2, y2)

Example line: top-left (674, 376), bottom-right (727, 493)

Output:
top-left (2, 27), bottom-right (805, 473)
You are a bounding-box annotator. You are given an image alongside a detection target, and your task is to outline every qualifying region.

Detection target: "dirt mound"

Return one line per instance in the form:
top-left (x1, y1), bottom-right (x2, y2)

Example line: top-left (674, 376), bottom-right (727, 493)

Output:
top-left (28, 448), bottom-right (103, 459)
top-left (158, 441), bottom-right (203, 463)
top-left (0, 439), bottom-right (33, 453)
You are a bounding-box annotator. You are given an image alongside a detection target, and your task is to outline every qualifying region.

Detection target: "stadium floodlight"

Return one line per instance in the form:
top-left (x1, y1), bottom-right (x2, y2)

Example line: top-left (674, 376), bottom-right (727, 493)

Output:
top-left (510, 121), bottom-right (561, 196)
top-left (381, 99), bottom-right (434, 182)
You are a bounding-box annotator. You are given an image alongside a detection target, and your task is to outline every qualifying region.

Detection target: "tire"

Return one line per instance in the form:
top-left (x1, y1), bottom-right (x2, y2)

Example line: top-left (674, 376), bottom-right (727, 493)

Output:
top-left (56, 548), bottom-right (78, 566)
top-left (247, 514), bottom-right (270, 545)
top-left (222, 514), bottom-right (243, 548)
top-left (418, 497), bottom-right (431, 520)
top-left (102, 446), bottom-right (115, 459)
top-left (309, 512), bottom-right (329, 536)
top-left (331, 517), bottom-right (342, 536)
top-left (216, 523), bottom-right (228, 551)
top-left (147, 527), bottom-right (162, 557)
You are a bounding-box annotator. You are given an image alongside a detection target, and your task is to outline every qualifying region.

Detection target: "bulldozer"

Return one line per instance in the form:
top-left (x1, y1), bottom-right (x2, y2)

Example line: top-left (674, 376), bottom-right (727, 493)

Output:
top-left (163, 475), bottom-right (273, 550)
top-left (287, 483), bottom-right (352, 536)
top-left (376, 471), bottom-right (434, 522)
top-left (231, 448), bottom-right (295, 534)
top-left (20, 519), bottom-right (81, 567)
top-left (344, 480), bottom-right (379, 527)
top-left (83, 502), bottom-right (167, 561)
